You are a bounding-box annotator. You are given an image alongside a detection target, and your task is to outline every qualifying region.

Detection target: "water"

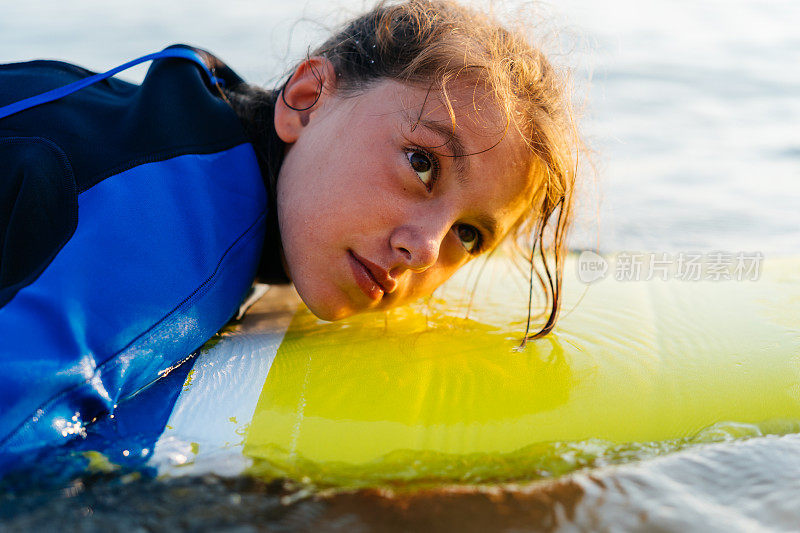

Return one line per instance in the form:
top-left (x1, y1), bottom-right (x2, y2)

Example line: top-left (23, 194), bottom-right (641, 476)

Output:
top-left (558, 0), bottom-right (800, 254)
top-left (2, 0), bottom-right (800, 530)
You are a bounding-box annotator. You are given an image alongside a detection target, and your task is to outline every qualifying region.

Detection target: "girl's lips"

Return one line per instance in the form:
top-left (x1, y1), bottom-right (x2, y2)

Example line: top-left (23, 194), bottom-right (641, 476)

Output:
top-left (348, 251), bottom-right (385, 301)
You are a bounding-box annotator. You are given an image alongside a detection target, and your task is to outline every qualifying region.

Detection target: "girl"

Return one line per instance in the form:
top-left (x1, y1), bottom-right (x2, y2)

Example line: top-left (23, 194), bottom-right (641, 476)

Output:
top-left (0, 0), bottom-right (579, 459)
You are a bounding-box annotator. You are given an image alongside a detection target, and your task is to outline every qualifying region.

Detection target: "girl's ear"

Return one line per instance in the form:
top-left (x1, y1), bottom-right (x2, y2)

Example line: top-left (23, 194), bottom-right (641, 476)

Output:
top-left (274, 57), bottom-right (337, 144)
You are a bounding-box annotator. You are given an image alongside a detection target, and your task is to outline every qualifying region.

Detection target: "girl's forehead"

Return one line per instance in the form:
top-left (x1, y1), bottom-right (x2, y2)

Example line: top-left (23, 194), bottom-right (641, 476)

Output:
top-left (348, 81), bottom-right (520, 162)
top-left (392, 80), bottom-right (510, 133)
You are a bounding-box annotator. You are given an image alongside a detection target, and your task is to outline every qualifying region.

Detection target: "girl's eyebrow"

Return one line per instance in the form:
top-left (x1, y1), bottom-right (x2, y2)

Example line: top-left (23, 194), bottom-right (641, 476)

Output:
top-left (479, 213), bottom-right (500, 242)
top-left (411, 118), bottom-right (469, 178)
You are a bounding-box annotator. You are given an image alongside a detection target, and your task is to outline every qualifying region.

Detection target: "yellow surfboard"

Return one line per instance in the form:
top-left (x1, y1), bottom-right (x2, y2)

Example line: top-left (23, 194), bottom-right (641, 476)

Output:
top-left (234, 255), bottom-right (800, 487)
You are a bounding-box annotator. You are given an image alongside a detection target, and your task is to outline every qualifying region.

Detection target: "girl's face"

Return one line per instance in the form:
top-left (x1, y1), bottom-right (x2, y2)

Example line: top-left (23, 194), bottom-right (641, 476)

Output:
top-left (275, 62), bottom-right (533, 320)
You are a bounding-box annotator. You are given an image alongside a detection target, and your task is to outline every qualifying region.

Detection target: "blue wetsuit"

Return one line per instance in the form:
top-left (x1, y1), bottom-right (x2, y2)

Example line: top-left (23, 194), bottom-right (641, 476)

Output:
top-left (0, 46), bottom-right (283, 462)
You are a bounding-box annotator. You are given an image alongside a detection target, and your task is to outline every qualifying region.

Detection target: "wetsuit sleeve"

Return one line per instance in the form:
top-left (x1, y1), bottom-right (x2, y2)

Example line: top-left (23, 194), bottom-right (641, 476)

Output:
top-left (0, 137), bottom-right (78, 308)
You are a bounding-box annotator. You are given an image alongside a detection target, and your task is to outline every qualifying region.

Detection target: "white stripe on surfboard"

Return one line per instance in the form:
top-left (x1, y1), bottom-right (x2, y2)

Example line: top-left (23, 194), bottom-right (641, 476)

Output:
top-left (150, 285), bottom-right (298, 477)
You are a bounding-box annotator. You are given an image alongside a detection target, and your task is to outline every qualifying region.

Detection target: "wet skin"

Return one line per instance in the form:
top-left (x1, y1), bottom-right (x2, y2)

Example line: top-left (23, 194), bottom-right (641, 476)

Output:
top-left (274, 58), bottom-right (534, 320)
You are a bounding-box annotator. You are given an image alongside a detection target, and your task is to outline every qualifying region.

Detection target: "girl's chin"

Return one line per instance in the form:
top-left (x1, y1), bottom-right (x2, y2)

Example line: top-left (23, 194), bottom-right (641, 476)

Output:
top-left (307, 306), bottom-right (352, 322)
top-left (293, 273), bottom-right (383, 321)
top-left (298, 290), bottom-right (358, 322)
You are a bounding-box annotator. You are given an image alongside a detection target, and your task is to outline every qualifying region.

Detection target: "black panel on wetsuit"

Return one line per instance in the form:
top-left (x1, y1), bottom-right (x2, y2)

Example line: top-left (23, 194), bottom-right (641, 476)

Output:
top-left (0, 138), bottom-right (77, 307)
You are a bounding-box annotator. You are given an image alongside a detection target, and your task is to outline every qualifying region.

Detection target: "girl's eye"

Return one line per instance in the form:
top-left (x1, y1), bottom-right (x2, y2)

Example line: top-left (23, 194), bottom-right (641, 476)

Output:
top-left (456, 224), bottom-right (481, 254)
top-left (406, 150), bottom-right (436, 189)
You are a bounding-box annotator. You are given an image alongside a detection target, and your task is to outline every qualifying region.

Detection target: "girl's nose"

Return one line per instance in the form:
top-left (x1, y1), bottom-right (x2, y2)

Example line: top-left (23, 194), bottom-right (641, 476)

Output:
top-left (389, 223), bottom-right (444, 273)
